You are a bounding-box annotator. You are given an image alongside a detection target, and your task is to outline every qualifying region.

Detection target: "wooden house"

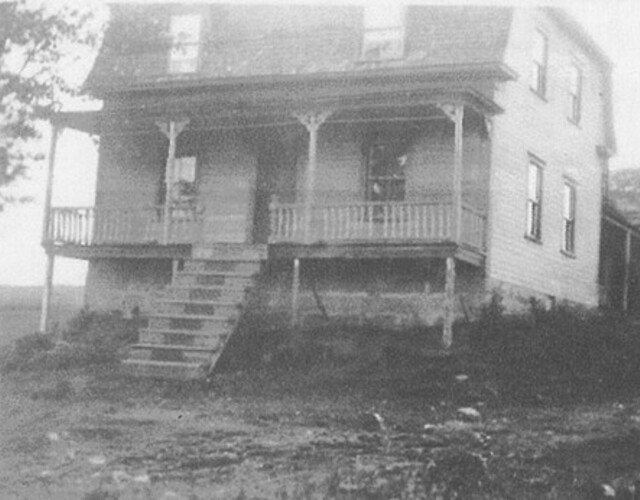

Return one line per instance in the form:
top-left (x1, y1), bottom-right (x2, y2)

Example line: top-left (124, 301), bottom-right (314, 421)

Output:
top-left (42, 5), bottom-right (616, 378)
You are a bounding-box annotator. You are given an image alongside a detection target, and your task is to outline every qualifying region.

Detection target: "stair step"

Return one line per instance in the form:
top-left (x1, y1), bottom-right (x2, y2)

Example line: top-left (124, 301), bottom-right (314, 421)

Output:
top-left (148, 317), bottom-right (235, 334)
top-left (175, 274), bottom-right (253, 288)
top-left (129, 344), bottom-right (216, 364)
top-left (132, 343), bottom-right (216, 352)
top-left (168, 287), bottom-right (247, 302)
top-left (140, 329), bottom-right (228, 348)
top-left (121, 359), bottom-right (205, 380)
top-left (155, 299), bottom-right (240, 317)
top-left (184, 261), bottom-right (261, 276)
top-left (192, 244), bottom-right (267, 261)
top-left (149, 313), bottom-right (236, 322)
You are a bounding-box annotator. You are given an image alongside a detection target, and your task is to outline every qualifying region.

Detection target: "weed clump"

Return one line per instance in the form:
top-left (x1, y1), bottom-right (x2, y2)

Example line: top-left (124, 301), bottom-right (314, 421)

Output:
top-left (468, 292), bottom-right (640, 403)
top-left (0, 309), bottom-right (140, 373)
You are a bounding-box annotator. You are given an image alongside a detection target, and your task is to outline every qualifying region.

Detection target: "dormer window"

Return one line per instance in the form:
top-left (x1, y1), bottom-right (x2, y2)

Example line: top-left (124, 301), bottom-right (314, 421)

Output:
top-left (362, 4), bottom-right (405, 61)
top-left (169, 14), bottom-right (202, 74)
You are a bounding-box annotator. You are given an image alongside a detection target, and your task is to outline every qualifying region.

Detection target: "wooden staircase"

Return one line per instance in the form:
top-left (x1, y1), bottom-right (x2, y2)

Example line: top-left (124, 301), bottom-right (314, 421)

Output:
top-left (122, 244), bottom-right (266, 380)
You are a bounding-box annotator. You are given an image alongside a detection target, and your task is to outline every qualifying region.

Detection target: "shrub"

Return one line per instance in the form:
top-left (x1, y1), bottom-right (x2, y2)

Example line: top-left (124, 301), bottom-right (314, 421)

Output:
top-left (468, 294), bottom-right (640, 403)
top-left (0, 309), bottom-right (141, 373)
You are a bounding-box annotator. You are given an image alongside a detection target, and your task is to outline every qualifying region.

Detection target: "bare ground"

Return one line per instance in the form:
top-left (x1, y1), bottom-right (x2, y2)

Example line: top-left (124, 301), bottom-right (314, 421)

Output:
top-left (2, 364), bottom-right (640, 500)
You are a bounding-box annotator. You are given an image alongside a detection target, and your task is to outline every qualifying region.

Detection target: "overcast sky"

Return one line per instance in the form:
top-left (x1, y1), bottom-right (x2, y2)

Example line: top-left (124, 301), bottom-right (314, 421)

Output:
top-left (0, 0), bottom-right (639, 287)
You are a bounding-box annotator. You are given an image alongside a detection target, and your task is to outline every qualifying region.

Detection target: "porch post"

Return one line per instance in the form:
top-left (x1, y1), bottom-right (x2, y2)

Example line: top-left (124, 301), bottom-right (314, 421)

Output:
top-left (39, 125), bottom-right (61, 333)
top-left (439, 104), bottom-right (464, 243)
top-left (292, 258), bottom-right (301, 326)
top-left (443, 256), bottom-right (456, 349)
top-left (294, 110), bottom-right (331, 244)
top-left (156, 119), bottom-right (189, 244)
top-left (623, 230), bottom-right (632, 312)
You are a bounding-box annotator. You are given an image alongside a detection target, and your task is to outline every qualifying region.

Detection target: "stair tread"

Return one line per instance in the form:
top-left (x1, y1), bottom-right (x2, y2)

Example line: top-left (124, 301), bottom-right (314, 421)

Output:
top-left (179, 271), bottom-right (256, 277)
top-left (156, 299), bottom-right (239, 306)
top-left (142, 328), bottom-right (226, 336)
top-left (122, 359), bottom-right (202, 368)
top-left (170, 284), bottom-right (249, 291)
top-left (149, 313), bottom-right (235, 321)
top-left (131, 343), bottom-right (218, 352)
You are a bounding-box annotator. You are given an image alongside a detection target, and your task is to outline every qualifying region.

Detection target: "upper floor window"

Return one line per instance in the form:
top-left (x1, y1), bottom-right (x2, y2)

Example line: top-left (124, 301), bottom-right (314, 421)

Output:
top-left (361, 4), bottom-right (405, 61)
top-left (562, 181), bottom-right (576, 254)
top-left (531, 30), bottom-right (548, 97)
top-left (526, 157), bottom-right (543, 241)
top-left (169, 14), bottom-right (202, 74)
top-left (568, 63), bottom-right (582, 124)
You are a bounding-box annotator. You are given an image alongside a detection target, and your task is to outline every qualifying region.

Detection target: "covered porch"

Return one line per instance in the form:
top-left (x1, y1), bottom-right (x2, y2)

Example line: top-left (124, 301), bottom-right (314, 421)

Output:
top-left (42, 81), bottom-right (502, 345)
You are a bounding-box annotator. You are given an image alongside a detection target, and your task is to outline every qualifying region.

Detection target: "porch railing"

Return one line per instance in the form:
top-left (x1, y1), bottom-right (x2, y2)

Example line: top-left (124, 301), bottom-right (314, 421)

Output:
top-left (46, 206), bottom-right (202, 246)
top-left (269, 201), bottom-right (486, 251)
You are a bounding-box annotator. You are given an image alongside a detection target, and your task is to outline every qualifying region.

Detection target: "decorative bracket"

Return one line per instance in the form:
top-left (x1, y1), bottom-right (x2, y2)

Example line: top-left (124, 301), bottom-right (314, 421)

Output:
top-left (155, 119), bottom-right (189, 139)
top-left (437, 104), bottom-right (463, 123)
top-left (293, 110), bottom-right (333, 133)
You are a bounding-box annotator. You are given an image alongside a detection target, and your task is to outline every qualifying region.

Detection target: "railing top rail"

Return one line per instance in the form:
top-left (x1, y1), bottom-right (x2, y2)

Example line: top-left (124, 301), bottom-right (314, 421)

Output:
top-left (271, 200), bottom-right (455, 209)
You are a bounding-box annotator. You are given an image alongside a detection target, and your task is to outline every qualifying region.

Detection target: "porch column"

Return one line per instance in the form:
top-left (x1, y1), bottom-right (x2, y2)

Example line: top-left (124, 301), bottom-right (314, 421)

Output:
top-left (443, 256), bottom-right (456, 349)
top-left (39, 125), bottom-right (61, 333)
top-left (439, 104), bottom-right (464, 243)
top-left (294, 110), bottom-right (331, 244)
top-left (623, 230), bottom-right (632, 312)
top-left (156, 119), bottom-right (189, 244)
top-left (291, 258), bottom-right (301, 326)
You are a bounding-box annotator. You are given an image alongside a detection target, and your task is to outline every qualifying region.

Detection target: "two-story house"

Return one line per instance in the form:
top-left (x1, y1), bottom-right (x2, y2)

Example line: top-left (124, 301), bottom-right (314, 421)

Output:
top-left (41, 5), bottom-right (616, 378)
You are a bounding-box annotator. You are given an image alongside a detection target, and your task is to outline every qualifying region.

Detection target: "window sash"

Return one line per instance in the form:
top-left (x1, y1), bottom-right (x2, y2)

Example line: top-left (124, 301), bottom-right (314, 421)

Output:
top-left (169, 14), bottom-right (202, 73)
top-left (526, 162), bottom-right (543, 240)
top-left (563, 183), bottom-right (576, 253)
top-left (362, 5), bottom-right (404, 60)
top-left (531, 31), bottom-right (548, 95)
top-left (366, 141), bottom-right (407, 202)
top-left (568, 65), bottom-right (582, 122)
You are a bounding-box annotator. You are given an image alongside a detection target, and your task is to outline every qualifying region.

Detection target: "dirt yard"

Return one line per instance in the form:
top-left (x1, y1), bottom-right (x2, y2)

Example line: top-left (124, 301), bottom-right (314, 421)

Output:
top-left (2, 363), bottom-right (640, 500)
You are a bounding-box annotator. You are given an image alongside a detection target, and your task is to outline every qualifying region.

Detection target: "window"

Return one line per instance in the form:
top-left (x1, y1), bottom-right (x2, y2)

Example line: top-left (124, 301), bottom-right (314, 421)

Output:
top-left (531, 30), bottom-right (548, 97)
top-left (568, 63), bottom-right (582, 124)
top-left (361, 4), bottom-right (405, 60)
top-left (169, 14), bottom-right (202, 73)
top-left (172, 156), bottom-right (198, 202)
top-left (562, 181), bottom-right (576, 254)
top-left (526, 158), bottom-right (543, 241)
top-left (365, 138), bottom-right (407, 204)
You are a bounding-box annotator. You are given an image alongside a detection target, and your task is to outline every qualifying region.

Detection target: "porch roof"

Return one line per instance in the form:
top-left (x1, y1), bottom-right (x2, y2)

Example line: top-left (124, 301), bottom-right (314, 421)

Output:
top-left (53, 85), bottom-right (503, 136)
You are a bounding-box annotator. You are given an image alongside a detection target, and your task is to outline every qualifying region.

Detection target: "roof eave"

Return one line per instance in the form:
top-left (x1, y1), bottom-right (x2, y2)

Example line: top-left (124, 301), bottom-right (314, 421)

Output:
top-left (86, 61), bottom-right (516, 98)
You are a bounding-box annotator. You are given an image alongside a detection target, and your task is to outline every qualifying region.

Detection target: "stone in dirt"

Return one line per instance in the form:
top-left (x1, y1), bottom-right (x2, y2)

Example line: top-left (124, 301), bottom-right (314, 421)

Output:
top-left (457, 407), bottom-right (481, 421)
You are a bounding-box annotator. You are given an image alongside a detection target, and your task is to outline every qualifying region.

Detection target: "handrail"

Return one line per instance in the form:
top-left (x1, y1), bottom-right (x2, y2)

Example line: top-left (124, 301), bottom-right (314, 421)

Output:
top-left (45, 205), bottom-right (203, 246)
top-left (270, 200), bottom-right (486, 251)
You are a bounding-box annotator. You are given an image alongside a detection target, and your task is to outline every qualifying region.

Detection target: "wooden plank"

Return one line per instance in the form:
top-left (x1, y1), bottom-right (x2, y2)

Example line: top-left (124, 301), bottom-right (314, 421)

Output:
top-left (46, 243), bottom-right (192, 260)
top-left (443, 256), bottom-right (455, 349)
top-left (291, 258), bottom-right (300, 326)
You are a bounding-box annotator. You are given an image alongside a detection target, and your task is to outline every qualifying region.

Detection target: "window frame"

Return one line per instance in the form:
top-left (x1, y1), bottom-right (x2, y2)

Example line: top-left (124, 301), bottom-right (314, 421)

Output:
top-left (568, 62), bottom-right (582, 124)
top-left (361, 4), bottom-right (406, 61)
top-left (562, 180), bottom-right (577, 255)
top-left (531, 29), bottom-right (548, 98)
top-left (525, 156), bottom-right (544, 242)
top-left (364, 137), bottom-right (408, 205)
top-left (168, 13), bottom-right (203, 74)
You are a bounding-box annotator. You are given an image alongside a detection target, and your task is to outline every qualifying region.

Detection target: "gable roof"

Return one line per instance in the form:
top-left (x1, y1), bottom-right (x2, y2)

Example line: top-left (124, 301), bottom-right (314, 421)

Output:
top-left (86, 4), bottom-right (515, 95)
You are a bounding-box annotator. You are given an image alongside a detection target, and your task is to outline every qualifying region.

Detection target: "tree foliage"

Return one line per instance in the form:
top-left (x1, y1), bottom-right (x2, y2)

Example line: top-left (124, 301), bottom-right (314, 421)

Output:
top-left (0, 0), bottom-right (103, 209)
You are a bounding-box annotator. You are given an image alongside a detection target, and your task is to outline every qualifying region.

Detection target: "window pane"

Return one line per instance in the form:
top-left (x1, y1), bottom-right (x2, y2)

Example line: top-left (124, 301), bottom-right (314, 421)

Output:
top-left (533, 31), bottom-right (547, 64)
top-left (528, 163), bottom-right (540, 200)
top-left (364, 4), bottom-right (403, 29)
top-left (563, 183), bottom-right (575, 219)
top-left (170, 14), bottom-right (201, 73)
top-left (569, 65), bottom-right (580, 95)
